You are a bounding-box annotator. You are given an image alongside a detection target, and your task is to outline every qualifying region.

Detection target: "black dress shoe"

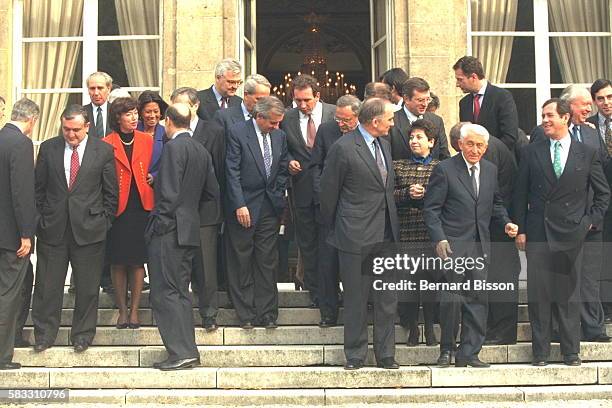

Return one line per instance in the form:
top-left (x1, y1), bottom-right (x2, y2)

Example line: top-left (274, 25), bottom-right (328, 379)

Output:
top-left (344, 359), bottom-right (363, 370)
top-left (308, 301), bottom-right (319, 309)
top-left (563, 355), bottom-right (581, 366)
top-left (437, 351), bottom-right (452, 367)
top-left (116, 323), bottom-right (129, 329)
top-left (0, 362), bottom-right (21, 370)
top-left (263, 318), bottom-right (278, 329)
top-left (73, 342), bottom-right (89, 353)
top-left (68, 285), bottom-right (76, 294)
top-left (142, 282), bottom-right (151, 292)
top-left (158, 357), bottom-right (200, 371)
top-left (376, 357), bottom-right (400, 369)
top-left (318, 318), bottom-right (337, 328)
top-left (153, 358), bottom-right (170, 369)
top-left (203, 318), bottom-right (218, 332)
top-left (532, 359), bottom-right (548, 366)
top-left (128, 322), bottom-right (141, 329)
top-left (455, 358), bottom-right (490, 368)
top-left (33, 343), bottom-right (52, 353)
top-left (241, 321), bottom-right (254, 330)
top-left (586, 334), bottom-right (611, 342)
top-left (14, 338), bottom-right (31, 348)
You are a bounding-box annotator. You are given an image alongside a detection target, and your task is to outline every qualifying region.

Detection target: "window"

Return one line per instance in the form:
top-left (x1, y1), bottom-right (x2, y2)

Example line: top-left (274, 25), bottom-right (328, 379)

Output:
top-left (238, 0), bottom-right (257, 77)
top-left (370, 0), bottom-right (395, 80)
top-left (468, 0), bottom-right (611, 133)
top-left (13, 0), bottom-right (162, 142)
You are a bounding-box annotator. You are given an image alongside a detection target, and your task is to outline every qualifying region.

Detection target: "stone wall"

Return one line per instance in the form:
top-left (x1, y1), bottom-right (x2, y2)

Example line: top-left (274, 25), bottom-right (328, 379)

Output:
top-left (0, 0), bottom-right (13, 111)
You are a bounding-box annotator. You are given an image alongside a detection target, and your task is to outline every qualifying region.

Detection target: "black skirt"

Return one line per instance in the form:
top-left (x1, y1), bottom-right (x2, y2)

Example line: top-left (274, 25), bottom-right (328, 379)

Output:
top-left (107, 204), bottom-right (149, 265)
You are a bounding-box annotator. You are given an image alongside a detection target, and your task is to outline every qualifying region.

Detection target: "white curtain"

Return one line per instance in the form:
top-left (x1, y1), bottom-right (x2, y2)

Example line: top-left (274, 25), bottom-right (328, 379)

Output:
top-left (114, 0), bottom-right (159, 87)
top-left (23, 0), bottom-right (83, 142)
top-left (549, 0), bottom-right (611, 83)
top-left (471, 0), bottom-right (518, 83)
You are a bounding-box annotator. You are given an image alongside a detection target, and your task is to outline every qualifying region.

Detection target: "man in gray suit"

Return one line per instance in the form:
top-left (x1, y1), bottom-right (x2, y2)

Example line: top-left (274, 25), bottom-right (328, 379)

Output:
top-left (281, 74), bottom-right (335, 307)
top-left (0, 98), bottom-right (38, 370)
top-left (320, 98), bottom-right (400, 370)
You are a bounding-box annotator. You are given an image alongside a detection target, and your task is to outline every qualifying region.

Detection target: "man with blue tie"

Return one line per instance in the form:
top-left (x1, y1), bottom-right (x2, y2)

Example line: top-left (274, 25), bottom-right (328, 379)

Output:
top-left (225, 96), bottom-right (289, 329)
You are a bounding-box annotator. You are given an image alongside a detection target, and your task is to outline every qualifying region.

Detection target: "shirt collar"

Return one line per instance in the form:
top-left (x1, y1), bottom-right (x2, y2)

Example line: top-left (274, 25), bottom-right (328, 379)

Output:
top-left (241, 102), bottom-right (251, 118)
top-left (600, 112), bottom-right (611, 124)
top-left (461, 153), bottom-right (480, 171)
top-left (212, 85), bottom-right (224, 103)
top-left (65, 134), bottom-right (88, 150)
top-left (476, 81), bottom-right (488, 97)
top-left (253, 118), bottom-right (265, 136)
top-left (190, 116), bottom-right (199, 132)
top-left (550, 133), bottom-right (572, 149)
top-left (171, 129), bottom-right (190, 140)
top-left (299, 101), bottom-right (322, 120)
top-left (403, 104), bottom-right (421, 123)
top-left (358, 124), bottom-right (376, 145)
top-left (93, 101), bottom-right (107, 113)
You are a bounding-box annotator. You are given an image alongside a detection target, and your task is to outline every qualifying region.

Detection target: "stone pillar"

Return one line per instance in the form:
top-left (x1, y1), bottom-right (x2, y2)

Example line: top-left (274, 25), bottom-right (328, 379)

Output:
top-left (0, 0), bottom-right (13, 110)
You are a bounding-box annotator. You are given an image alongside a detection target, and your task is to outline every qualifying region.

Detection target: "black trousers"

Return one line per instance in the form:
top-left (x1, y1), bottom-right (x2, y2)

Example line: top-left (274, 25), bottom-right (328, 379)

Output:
top-left (580, 229), bottom-right (606, 339)
top-left (32, 226), bottom-right (105, 345)
top-left (316, 208), bottom-right (339, 321)
top-left (527, 244), bottom-right (581, 359)
top-left (0, 250), bottom-right (29, 364)
top-left (15, 261), bottom-right (33, 342)
top-left (192, 224), bottom-right (219, 320)
top-left (148, 231), bottom-right (199, 361)
top-left (294, 204), bottom-right (320, 302)
top-left (225, 200), bottom-right (279, 324)
top-left (601, 212), bottom-right (612, 315)
top-left (339, 250), bottom-right (397, 363)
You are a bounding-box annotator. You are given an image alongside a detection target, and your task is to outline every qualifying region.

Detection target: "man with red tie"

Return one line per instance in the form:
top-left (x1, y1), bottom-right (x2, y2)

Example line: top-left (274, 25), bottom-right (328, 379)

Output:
top-left (31, 105), bottom-right (117, 353)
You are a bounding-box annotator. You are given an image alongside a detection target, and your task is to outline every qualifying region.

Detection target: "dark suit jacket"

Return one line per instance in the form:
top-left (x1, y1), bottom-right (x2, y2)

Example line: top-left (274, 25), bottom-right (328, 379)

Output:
top-left (310, 120), bottom-right (343, 206)
top-left (513, 138), bottom-right (610, 251)
top-left (530, 124), bottom-right (609, 165)
top-left (35, 136), bottom-right (118, 246)
top-left (385, 108), bottom-right (450, 161)
top-left (145, 132), bottom-right (219, 247)
top-left (281, 102), bottom-right (335, 207)
top-left (136, 121), bottom-right (166, 178)
top-left (192, 119), bottom-right (224, 226)
top-left (213, 104), bottom-right (246, 133)
top-left (483, 135), bottom-right (518, 208)
top-left (0, 124), bottom-right (37, 251)
top-left (320, 129), bottom-right (399, 254)
top-left (459, 82), bottom-right (518, 153)
top-left (83, 103), bottom-right (112, 138)
top-left (587, 113), bottom-right (604, 138)
top-left (225, 120), bottom-right (289, 225)
top-left (424, 154), bottom-right (510, 259)
top-left (196, 86), bottom-right (242, 121)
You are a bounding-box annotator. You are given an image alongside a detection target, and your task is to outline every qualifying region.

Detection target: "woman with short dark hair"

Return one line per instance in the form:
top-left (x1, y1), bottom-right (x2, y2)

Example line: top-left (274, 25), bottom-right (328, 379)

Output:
top-left (136, 91), bottom-right (168, 185)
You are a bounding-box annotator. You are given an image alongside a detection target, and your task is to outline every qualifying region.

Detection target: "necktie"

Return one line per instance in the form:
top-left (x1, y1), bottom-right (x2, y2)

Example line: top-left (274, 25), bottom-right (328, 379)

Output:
top-left (604, 117), bottom-right (612, 156)
top-left (553, 141), bottom-right (562, 179)
top-left (220, 97), bottom-right (228, 109)
top-left (96, 107), bottom-right (104, 138)
top-left (262, 133), bottom-right (272, 178)
top-left (470, 165), bottom-right (478, 197)
top-left (69, 145), bottom-right (80, 190)
top-left (473, 94), bottom-right (481, 122)
top-left (571, 126), bottom-right (580, 143)
top-left (373, 140), bottom-right (387, 185)
top-left (306, 114), bottom-right (316, 148)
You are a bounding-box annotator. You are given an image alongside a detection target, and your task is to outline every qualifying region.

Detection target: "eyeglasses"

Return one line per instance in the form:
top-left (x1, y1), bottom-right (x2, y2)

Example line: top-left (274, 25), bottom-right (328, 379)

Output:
top-left (413, 97), bottom-right (432, 105)
top-left (225, 79), bottom-right (243, 86)
top-left (335, 117), bottom-right (355, 124)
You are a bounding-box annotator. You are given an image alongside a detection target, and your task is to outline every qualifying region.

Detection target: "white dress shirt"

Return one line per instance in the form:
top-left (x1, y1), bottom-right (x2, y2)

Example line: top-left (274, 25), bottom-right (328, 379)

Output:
top-left (240, 102), bottom-right (251, 120)
top-left (92, 102), bottom-right (108, 132)
top-left (253, 119), bottom-right (272, 159)
top-left (64, 135), bottom-right (88, 185)
top-left (298, 101), bottom-right (323, 144)
top-left (403, 105), bottom-right (422, 124)
top-left (189, 116), bottom-right (199, 135)
top-left (549, 134), bottom-right (571, 173)
top-left (461, 154), bottom-right (480, 195)
top-left (474, 81), bottom-right (488, 108)
top-left (568, 123), bottom-right (582, 142)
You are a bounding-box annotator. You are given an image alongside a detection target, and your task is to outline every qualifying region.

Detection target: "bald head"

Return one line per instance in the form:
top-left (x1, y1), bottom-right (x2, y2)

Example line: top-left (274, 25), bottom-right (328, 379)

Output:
top-left (165, 102), bottom-right (192, 136)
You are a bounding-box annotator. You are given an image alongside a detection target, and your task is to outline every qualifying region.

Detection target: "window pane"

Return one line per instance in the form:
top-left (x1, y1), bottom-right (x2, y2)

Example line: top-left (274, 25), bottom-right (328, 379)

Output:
top-left (98, 40), bottom-right (160, 88)
top-left (374, 42), bottom-right (387, 79)
top-left (373, 0), bottom-right (386, 41)
top-left (22, 92), bottom-right (82, 143)
top-left (472, 36), bottom-right (535, 83)
top-left (22, 42), bottom-right (82, 89)
top-left (24, 0), bottom-right (83, 37)
top-left (99, 0), bottom-right (160, 36)
top-left (507, 88), bottom-right (536, 133)
top-left (548, 0), bottom-right (610, 32)
top-left (471, 0), bottom-right (533, 31)
top-left (549, 37), bottom-right (611, 83)
top-left (244, 0), bottom-right (252, 41)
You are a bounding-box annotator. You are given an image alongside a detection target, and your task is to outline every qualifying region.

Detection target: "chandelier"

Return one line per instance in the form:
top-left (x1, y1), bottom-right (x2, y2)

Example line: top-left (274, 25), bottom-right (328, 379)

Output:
top-left (273, 12), bottom-right (357, 106)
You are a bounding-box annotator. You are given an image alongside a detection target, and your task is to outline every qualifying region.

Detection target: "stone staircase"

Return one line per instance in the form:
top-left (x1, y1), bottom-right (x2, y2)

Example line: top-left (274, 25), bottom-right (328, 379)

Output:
top-left (4, 285), bottom-right (612, 406)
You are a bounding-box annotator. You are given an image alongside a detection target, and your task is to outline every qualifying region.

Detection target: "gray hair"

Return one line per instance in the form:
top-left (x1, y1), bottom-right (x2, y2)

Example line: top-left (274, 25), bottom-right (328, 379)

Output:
top-left (449, 122), bottom-right (469, 143)
top-left (460, 123), bottom-right (490, 143)
top-left (108, 88), bottom-right (131, 104)
top-left (86, 71), bottom-right (113, 88)
top-left (11, 98), bottom-right (40, 121)
top-left (252, 96), bottom-right (285, 119)
top-left (170, 87), bottom-right (199, 106)
top-left (214, 58), bottom-right (242, 78)
top-left (560, 84), bottom-right (592, 103)
top-left (244, 74), bottom-right (271, 94)
top-left (358, 98), bottom-right (389, 123)
top-left (336, 94), bottom-right (361, 115)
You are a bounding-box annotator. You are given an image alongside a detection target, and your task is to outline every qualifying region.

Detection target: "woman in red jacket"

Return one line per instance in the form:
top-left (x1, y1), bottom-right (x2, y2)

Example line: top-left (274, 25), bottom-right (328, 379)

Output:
top-left (103, 97), bottom-right (154, 329)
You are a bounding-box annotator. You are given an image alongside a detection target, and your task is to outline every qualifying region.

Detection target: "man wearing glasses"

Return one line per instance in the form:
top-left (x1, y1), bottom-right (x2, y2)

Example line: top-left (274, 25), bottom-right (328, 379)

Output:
top-left (196, 59), bottom-right (244, 121)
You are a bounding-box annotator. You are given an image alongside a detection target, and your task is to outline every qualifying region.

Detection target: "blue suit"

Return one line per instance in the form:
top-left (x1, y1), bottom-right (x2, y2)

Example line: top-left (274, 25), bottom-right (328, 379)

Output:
top-left (137, 121), bottom-right (166, 178)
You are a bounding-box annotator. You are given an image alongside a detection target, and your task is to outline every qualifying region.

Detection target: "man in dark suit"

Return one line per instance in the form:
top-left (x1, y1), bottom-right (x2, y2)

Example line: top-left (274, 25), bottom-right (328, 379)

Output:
top-left (32, 105), bottom-right (118, 353)
top-left (320, 98), bottom-right (400, 370)
top-left (0, 98), bottom-right (38, 370)
top-left (225, 96), bottom-right (289, 329)
top-left (386, 77), bottom-right (450, 161)
top-left (170, 87), bottom-right (225, 331)
top-left (363, 82), bottom-right (393, 101)
top-left (196, 59), bottom-right (243, 121)
top-left (310, 94), bottom-right (361, 327)
top-left (514, 98), bottom-right (610, 366)
top-left (379, 67), bottom-right (409, 106)
top-left (281, 74), bottom-right (335, 308)
top-left (146, 103), bottom-right (219, 371)
top-left (213, 74), bottom-right (271, 133)
top-left (454, 56), bottom-right (519, 154)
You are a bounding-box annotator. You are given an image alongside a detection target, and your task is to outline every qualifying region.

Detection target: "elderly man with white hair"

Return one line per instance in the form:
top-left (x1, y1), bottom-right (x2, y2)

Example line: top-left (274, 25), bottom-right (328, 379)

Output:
top-left (196, 58), bottom-right (243, 121)
top-left (424, 123), bottom-right (518, 368)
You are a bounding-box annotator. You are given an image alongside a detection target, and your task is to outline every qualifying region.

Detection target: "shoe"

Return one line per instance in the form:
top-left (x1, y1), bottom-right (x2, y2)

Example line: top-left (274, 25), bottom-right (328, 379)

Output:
top-left (585, 334), bottom-right (611, 342)
top-left (68, 285), bottom-right (76, 294)
top-left (102, 285), bottom-right (115, 294)
top-left (14, 338), bottom-right (31, 348)
top-left (73, 341), bottom-right (89, 353)
top-left (437, 351), bottom-right (452, 367)
top-left (424, 326), bottom-right (438, 346)
top-left (203, 318), bottom-right (218, 332)
top-left (532, 358), bottom-right (548, 366)
top-left (406, 326), bottom-right (420, 347)
top-left (0, 362), bottom-right (21, 370)
top-left (116, 323), bottom-right (128, 329)
top-left (143, 282), bottom-right (151, 292)
top-left (455, 358), bottom-right (490, 368)
top-left (344, 359), bottom-right (363, 370)
top-left (604, 315), bottom-right (612, 324)
top-left (263, 318), bottom-right (278, 329)
top-left (376, 357), bottom-right (400, 369)
top-left (563, 355), bottom-right (581, 366)
top-left (158, 357), bottom-right (200, 371)
top-left (33, 343), bottom-right (52, 353)
top-left (318, 318), bottom-right (337, 328)
top-left (241, 321), bottom-right (254, 330)
top-left (308, 301), bottom-right (319, 309)
top-left (128, 323), bottom-right (141, 329)
top-left (153, 358), bottom-right (169, 369)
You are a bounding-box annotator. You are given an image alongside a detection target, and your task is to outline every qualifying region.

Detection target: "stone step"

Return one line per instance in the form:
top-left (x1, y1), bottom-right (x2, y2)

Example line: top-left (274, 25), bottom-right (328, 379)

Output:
top-left (13, 342), bottom-right (612, 368)
top-left (0, 364), bottom-right (607, 390)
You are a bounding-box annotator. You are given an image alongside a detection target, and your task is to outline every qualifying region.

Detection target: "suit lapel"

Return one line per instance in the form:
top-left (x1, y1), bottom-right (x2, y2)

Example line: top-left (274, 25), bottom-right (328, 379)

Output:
top-left (354, 130), bottom-right (384, 187)
top-left (534, 139), bottom-right (557, 186)
top-left (245, 122), bottom-right (267, 180)
top-left (109, 134), bottom-right (130, 170)
top-left (270, 129), bottom-right (282, 179)
top-left (52, 138), bottom-right (68, 190)
top-left (557, 140), bottom-right (580, 184)
top-left (230, 106), bottom-right (244, 124)
top-left (395, 108), bottom-right (412, 150)
top-left (453, 155), bottom-right (477, 201)
top-left (477, 83), bottom-right (493, 123)
top-left (290, 110), bottom-right (306, 150)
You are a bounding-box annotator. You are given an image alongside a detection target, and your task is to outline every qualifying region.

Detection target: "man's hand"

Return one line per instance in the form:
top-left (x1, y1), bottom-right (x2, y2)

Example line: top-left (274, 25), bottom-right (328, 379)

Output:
top-left (16, 238), bottom-right (31, 258)
top-left (288, 160), bottom-right (302, 175)
top-left (236, 206), bottom-right (251, 229)
top-left (435, 240), bottom-right (452, 260)
top-left (409, 183), bottom-right (425, 199)
top-left (505, 223), bottom-right (519, 238)
top-left (146, 173), bottom-right (154, 185)
top-left (515, 233), bottom-right (527, 251)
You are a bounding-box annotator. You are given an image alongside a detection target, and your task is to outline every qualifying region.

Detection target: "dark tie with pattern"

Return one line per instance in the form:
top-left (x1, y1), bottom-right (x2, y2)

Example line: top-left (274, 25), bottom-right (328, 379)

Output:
top-left (605, 117), bottom-right (612, 155)
top-left (473, 94), bottom-right (481, 122)
top-left (470, 165), bottom-right (478, 197)
top-left (220, 98), bottom-right (228, 109)
top-left (262, 133), bottom-right (272, 178)
top-left (69, 145), bottom-right (80, 190)
top-left (571, 126), bottom-right (580, 143)
top-left (306, 115), bottom-right (316, 148)
top-left (373, 140), bottom-right (387, 185)
top-left (95, 107), bottom-right (104, 138)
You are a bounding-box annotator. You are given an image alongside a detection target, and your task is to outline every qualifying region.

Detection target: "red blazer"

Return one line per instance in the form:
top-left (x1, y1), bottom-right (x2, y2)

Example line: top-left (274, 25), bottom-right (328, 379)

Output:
top-left (103, 130), bottom-right (154, 216)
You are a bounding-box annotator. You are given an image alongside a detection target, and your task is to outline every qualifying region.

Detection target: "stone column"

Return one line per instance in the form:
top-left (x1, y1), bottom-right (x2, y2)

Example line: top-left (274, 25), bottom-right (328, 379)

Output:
top-left (0, 0), bottom-right (13, 109)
